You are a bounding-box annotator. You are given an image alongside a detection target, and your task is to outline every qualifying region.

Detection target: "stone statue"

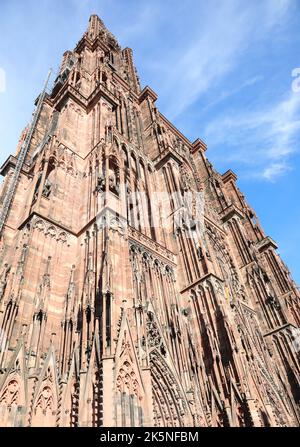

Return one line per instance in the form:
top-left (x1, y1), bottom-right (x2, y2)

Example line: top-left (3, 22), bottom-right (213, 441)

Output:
top-left (96, 174), bottom-right (105, 192)
top-left (42, 179), bottom-right (52, 198)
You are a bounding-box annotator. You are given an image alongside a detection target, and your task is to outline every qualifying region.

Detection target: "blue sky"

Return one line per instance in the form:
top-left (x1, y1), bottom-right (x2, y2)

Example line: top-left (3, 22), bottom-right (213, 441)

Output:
top-left (0, 0), bottom-right (299, 284)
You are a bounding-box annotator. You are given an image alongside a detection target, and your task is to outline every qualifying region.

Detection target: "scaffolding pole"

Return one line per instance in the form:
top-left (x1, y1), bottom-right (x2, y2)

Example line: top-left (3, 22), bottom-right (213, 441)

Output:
top-left (0, 69), bottom-right (52, 236)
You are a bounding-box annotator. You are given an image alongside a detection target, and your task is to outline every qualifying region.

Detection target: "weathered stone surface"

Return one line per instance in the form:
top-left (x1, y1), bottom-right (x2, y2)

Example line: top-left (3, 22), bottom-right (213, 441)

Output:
top-left (0, 14), bottom-right (299, 427)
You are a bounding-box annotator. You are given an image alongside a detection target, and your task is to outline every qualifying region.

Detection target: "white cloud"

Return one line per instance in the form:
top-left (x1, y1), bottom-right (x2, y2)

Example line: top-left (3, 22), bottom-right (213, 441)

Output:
top-left (263, 0), bottom-right (291, 28)
top-left (202, 75), bottom-right (263, 111)
top-left (117, 4), bottom-right (158, 42)
top-left (155, 0), bottom-right (293, 119)
top-left (204, 91), bottom-right (300, 180)
top-left (262, 162), bottom-right (292, 181)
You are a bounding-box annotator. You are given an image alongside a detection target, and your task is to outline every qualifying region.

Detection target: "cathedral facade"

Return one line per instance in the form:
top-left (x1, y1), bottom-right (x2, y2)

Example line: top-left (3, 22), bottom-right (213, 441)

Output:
top-left (0, 15), bottom-right (299, 427)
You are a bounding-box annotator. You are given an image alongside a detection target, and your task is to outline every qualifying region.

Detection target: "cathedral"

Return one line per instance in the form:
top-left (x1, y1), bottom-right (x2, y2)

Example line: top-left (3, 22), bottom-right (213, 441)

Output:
top-left (0, 14), bottom-right (299, 427)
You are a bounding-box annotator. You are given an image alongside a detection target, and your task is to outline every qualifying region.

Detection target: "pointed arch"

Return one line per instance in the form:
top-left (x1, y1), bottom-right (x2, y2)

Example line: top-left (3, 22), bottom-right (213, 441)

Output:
top-left (114, 312), bottom-right (148, 427)
top-left (0, 342), bottom-right (27, 426)
top-left (30, 347), bottom-right (59, 427)
top-left (150, 349), bottom-right (187, 427)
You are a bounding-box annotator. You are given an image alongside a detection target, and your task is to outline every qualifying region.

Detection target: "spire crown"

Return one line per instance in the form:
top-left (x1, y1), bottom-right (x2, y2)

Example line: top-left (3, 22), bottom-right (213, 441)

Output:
top-left (87, 14), bottom-right (120, 50)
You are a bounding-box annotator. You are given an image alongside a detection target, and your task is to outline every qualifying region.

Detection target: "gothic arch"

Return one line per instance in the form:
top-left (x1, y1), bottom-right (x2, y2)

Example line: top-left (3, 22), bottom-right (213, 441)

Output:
top-left (114, 311), bottom-right (149, 427)
top-left (145, 311), bottom-right (192, 427)
top-left (0, 378), bottom-right (20, 408)
top-left (115, 358), bottom-right (144, 426)
top-left (0, 343), bottom-right (28, 427)
top-left (0, 378), bottom-right (23, 427)
top-left (30, 348), bottom-right (59, 427)
top-left (32, 384), bottom-right (56, 427)
top-left (150, 349), bottom-right (188, 427)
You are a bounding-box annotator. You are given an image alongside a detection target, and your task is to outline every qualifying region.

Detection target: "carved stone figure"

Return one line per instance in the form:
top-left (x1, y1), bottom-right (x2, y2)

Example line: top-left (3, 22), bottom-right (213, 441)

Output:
top-left (96, 173), bottom-right (105, 192)
top-left (42, 179), bottom-right (52, 198)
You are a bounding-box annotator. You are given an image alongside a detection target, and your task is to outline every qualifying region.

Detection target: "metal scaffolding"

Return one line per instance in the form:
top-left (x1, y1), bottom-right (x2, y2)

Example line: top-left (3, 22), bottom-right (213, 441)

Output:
top-left (0, 69), bottom-right (52, 236)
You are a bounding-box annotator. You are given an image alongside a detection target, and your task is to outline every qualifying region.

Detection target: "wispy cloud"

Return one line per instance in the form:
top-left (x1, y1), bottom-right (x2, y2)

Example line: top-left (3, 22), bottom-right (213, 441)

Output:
top-left (154, 0), bottom-right (293, 119)
top-left (202, 75), bottom-right (263, 111)
top-left (116, 4), bottom-right (158, 42)
top-left (204, 91), bottom-right (300, 180)
top-left (262, 0), bottom-right (291, 28)
top-left (261, 162), bottom-right (292, 181)
top-left (121, 0), bottom-right (298, 183)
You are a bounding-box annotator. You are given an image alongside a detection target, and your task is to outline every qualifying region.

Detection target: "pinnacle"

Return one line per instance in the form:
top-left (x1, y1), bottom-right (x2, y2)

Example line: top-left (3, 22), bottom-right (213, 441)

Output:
top-left (87, 13), bottom-right (119, 48)
top-left (88, 13), bottom-right (106, 33)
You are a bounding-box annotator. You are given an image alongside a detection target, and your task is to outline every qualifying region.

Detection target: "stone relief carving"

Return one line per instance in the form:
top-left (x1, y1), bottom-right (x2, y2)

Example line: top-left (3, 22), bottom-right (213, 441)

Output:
top-left (32, 217), bottom-right (70, 245)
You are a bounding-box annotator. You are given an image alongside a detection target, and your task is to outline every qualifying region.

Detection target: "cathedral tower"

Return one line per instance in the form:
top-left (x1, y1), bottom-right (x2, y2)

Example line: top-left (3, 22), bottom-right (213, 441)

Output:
top-left (0, 14), bottom-right (299, 427)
